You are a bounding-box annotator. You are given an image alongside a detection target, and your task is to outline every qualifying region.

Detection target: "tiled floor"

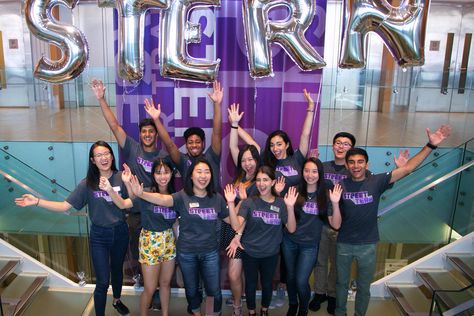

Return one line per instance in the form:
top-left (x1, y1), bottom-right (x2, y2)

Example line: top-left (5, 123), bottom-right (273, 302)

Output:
top-left (0, 106), bottom-right (472, 147)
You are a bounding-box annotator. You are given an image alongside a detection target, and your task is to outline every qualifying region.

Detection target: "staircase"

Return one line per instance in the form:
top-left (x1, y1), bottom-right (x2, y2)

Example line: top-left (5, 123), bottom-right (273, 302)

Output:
top-left (0, 257), bottom-right (47, 316)
top-left (374, 233), bottom-right (474, 315)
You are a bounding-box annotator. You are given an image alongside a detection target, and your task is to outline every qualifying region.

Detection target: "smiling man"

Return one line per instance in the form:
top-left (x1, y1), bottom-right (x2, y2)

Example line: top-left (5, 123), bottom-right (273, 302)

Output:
top-left (334, 124), bottom-right (452, 316)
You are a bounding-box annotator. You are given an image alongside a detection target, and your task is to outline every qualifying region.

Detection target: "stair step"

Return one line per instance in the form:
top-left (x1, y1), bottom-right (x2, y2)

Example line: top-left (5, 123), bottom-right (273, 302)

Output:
top-left (446, 253), bottom-right (474, 282)
top-left (1, 272), bottom-right (48, 316)
top-left (22, 287), bottom-right (93, 316)
top-left (0, 256), bottom-right (21, 284)
top-left (386, 283), bottom-right (432, 316)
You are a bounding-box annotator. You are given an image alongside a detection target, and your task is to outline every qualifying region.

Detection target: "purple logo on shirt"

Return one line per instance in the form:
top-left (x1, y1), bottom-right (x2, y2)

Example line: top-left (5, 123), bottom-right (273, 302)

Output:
top-left (324, 173), bottom-right (347, 185)
top-left (153, 206), bottom-right (177, 220)
top-left (252, 210), bottom-right (281, 225)
top-left (186, 159), bottom-right (192, 167)
top-left (302, 201), bottom-right (319, 215)
top-left (189, 207), bottom-right (217, 220)
top-left (343, 191), bottom-right (373, 205)
top-left (93, 190), bottom-right (112, 202)
top-left (137, 157), bottom-right (153, 173)
top-left (276, 165), bottom-right (298, 177)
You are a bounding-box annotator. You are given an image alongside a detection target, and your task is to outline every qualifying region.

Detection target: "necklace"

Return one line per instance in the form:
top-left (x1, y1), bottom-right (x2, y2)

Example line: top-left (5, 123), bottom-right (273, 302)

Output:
top-left (307, 191), bottom-right (316, 200)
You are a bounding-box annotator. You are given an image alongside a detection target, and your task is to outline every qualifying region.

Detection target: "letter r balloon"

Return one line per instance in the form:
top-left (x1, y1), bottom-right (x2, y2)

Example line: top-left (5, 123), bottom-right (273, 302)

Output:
top-left (339, 0), bottom-right (430, 68)
top-left (242, 0), bottom-right (326, 78)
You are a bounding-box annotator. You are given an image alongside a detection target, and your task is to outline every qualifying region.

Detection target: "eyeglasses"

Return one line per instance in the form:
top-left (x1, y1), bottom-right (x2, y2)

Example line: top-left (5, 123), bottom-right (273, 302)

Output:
top-left (93, 152), bottom-right (111, 158)
top-left (334, 141), bottom-right (352, 148)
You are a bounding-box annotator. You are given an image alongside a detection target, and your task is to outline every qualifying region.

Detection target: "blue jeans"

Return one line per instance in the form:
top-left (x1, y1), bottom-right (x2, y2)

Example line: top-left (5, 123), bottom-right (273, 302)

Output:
top-left (282, 235), bottom-right (318, 310)
top-left (177, 249), bottom-right (222, 314)
top-left (335, 243), bottom-right (377, 316)
top-left (90, 222), bottom-right (129, 316)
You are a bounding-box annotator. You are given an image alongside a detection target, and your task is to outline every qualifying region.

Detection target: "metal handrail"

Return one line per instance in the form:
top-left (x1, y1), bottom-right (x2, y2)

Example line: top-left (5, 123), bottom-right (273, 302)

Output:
top-left (378, 160), bottom-right (474, 217)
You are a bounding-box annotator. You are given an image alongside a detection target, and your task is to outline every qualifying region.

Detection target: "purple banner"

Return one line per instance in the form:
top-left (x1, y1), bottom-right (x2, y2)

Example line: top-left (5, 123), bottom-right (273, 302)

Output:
top-left (114, 0), bottom-right (326, 184)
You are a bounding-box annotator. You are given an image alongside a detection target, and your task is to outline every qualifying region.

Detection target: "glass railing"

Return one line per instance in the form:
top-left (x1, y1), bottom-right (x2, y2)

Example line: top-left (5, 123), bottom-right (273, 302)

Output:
top-left (0, 148), bottom-right (92, 282)
top-left (372, 138), bottom-right (474, 281)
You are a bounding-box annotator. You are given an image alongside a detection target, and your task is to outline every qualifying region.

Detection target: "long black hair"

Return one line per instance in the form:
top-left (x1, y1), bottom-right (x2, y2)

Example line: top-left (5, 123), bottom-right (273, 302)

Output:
top-left (234, 145), bottom-right (261, 185)
top-left (296, 157), bottom-right (328, 220)
top-left (150, 158), bottom-right (175, 194)
top-left (86, 141), bottom-right (117, 189)
top-left (263, 130), bottom-right (294, 169)
top-left (183, 157), bottom-right (215, 197)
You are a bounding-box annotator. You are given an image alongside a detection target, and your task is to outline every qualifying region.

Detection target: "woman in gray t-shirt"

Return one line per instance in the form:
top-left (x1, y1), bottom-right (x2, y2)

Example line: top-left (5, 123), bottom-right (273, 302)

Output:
top-left (15, 141), bottom-right (130, 316)
top-left (225, 166), bottom-right (298, 316)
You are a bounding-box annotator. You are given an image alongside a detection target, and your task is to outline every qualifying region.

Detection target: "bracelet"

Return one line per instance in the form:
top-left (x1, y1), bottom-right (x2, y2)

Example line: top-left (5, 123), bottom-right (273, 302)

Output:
top-left (230, 125), bottom-right (238, 129)
top-left (307, 110), bottom-right (314, 112)
top-left (426, 142), bottom-right (438, 150)
top-left (235, 232), bottom-right (243, 236)
top-left (35, 198), bottom-right (40, 206)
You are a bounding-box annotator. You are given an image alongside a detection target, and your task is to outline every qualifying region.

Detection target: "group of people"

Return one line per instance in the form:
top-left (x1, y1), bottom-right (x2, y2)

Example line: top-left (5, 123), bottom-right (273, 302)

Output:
top-left (14, 79), bottom-right (451, 316)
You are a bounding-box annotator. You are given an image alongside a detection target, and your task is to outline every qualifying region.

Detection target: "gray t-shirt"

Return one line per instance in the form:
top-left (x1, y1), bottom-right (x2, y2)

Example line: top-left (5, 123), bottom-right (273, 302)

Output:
top-left (177, 147), bottom-right (221, 190)
top-left (66, 171), bottom-right (127, 227)
top-left (239, 196), bottom-right (288, 258)
top-left (338, 172), bottom-right (392, 244)
top-left (123, 136), bottom-right (167, 188)
top-left (132, 197), bottom-right (177, 232)
top-left (272, 150), bottom-right (305, 196)
top-left (323, 160), bottom-right (349, 185)
top-left (172, 190), bottom-right (228, 253)
top-left (285, 193), bottom-right (328, 245)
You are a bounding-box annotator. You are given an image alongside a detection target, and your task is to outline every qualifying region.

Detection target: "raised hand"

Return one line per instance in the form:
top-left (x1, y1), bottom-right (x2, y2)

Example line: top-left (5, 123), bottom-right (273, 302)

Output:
top-left (303, 88), bottom-right (315, 111)
top-left (284, 186), bottom-right (299, 207)
top-left (274, 176), bottom-right (286, 196)
top-left (426, 124), bottom-right (451, 146)
top-left (15, 194), bottom-right (38, 207)
top-left (130, 175), bottom-right (144, 197)
top-left (99, 176), bottom-right (112, 192)
top-left (226, 235), bottom-right (244, 258)
top-left (144, 98), bottom-right (161, 121)
top-left (224, 184), bottom-right (237, 203)
top-left (329, 183), bottom-right (343, 203)
top-left (208, 80), bottom-right (223, 104)
top-left (394, 149), bottom-right (409, 168)
top-left (121, 163), bottom-right (132, 183)
top-left (237, 182), bottom-right (248, 201)
top-left (90, 79), bottom-right (106, 100)
top-left (227, 103), bottom-right (243, 126)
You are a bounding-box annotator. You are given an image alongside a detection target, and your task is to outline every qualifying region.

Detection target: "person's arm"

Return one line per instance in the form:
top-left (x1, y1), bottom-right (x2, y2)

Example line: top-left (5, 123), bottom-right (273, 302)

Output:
top-left (15, 194), bottom-right (72, 213)
top-left (299, 89), bottom-right (316, 157)
top-left (228, 103), bottom-right (244, 166)
top-left (393, 149), bottom-right (409, 168)
top-left (130, 174), bottom-right (174, 207)
top-left (390, 124), bottom-right (451, 184)
top-left (144, 99), bottom-right (181, 165)
top-left (224, 184), bottom-right (246, 231)
top-left (327, 184), bottom-right (342, 230)
top-left (237, 128), bottom-right (261, 152)
top-left (91, 79), bottom-right (127, 148)
top-left (99, 176), bottom-right (133, 209)
top-left (208, 81), bottom-right (223, 155)
top-left (283, 187), bottom-right (298, 233)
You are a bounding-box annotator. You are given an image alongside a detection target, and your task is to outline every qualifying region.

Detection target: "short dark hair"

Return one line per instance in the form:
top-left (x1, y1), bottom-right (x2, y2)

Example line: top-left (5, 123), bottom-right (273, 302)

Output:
top-left (139, 118), bottom-right (157, 133)
top-left (256, 166), bottom-right (278, 197)
top-left (183, 157), bottom-right (215, 197)
top-left (345, 147), bottom-right (369, 163)
top-left (333, 132), bottom-right (356, 147)
top-left (151, 158), bottom-right (175, 194)
top-left (184, 127), bottom-right (205, 142)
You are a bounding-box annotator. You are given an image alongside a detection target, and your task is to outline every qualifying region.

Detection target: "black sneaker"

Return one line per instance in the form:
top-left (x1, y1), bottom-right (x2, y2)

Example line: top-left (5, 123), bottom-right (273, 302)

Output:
top-left (326, 296), bottom-right (336, 315)
top-left (112, 300), bottom-right (130, 315)
top-left (308, 293), bottom-right (327, 312)
top-left (286, 303), bottom-right (298, 316)
top-left (149, 289), bottom-right (161, 310)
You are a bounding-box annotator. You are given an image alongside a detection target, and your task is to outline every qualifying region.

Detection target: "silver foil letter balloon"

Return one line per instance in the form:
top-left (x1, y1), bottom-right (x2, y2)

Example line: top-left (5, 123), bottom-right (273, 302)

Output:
top-left (242, 0), bottom-right (325, 78)
top-left (25, 0), bottom-right (89, 83)
top-left (159, 0), bottom-right (220, 83)
top-left (339, 0), bottom-right (430, 68)
top-left (116, 0), bottom-right (169, 81)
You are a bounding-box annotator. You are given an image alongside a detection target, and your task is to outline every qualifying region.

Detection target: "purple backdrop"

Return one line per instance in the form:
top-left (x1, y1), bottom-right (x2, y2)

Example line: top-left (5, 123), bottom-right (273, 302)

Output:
top-left (114, 0), bottom-right (326, 185)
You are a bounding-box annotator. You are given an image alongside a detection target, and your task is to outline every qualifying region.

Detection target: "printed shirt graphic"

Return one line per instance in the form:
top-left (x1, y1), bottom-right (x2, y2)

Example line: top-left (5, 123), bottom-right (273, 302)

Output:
top-left (338, 172), bottom-right (392, 244)
top-left (273, 150), bottom-right (305, 196)
top-left (239, 197), bottom-right (288, 258)
top-left (286, 195), bottom-right (326, 245)
top-left (172, 190), bottom-right (228, 253)
top-left (66, 171), bottom-right (127, 227)
top-left (322, 160), bottom-right (349, 185)
top-left (133, 197), bottom-right (176, 232)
